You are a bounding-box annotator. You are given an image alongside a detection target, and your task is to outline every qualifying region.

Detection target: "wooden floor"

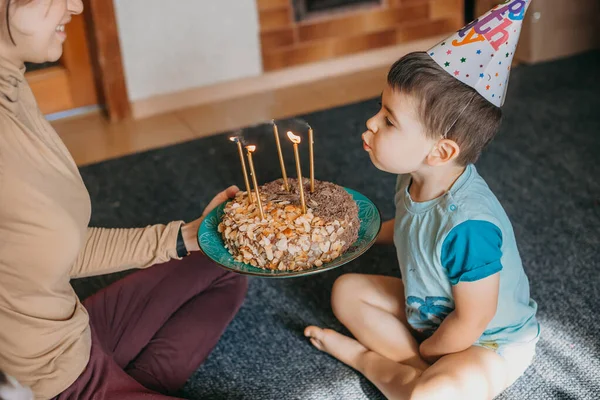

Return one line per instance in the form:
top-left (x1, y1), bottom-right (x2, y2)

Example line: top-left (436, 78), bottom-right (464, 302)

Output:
top-left (51, 66), bottom-right (388, 166)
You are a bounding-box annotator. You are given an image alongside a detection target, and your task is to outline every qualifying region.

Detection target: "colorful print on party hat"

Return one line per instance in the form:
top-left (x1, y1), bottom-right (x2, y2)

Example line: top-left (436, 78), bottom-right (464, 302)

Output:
top-left (427, 0), bottom-right (531, 107)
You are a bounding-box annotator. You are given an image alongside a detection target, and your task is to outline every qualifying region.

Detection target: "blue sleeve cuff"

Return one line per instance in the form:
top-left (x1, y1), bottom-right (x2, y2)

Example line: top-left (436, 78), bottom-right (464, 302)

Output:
top-left (442, 220), bottom-right (504, 286)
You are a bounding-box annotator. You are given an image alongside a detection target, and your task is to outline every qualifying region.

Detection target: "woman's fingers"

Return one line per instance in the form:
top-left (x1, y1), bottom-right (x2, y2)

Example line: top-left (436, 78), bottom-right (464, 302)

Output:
top-left (225, 185), bottom-right (240, 198)
top-left (202, 185), bottom-right (240, 217)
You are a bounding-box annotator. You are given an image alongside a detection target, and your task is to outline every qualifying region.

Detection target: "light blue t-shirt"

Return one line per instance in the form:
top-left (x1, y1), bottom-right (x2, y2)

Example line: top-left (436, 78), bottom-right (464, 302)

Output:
top-left (394, 164), bottom-right (540, 349)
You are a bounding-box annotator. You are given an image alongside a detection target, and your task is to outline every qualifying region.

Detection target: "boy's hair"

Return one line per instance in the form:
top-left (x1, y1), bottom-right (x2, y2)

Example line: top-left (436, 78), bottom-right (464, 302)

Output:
top-left (387, 52), bottom-right (502, 165)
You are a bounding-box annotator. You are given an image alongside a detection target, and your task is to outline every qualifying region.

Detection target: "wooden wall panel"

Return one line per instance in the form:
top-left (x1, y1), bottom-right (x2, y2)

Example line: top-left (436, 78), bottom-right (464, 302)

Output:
top-left (27, 67), bottom-right (74, 114)
top-left (85, 0), bottom-right (131, 122)
top-left (388, 0), bottom-right (429, 5)
top-left (257, 0), bottom-right (290, 10)
top-left (257, 0), bottom-right (462, 71)
top-left (261, 28), bottom-right (296, 52)
top-left (333, 30), bottom-right (398, 56)
top-left (59, 14), bottom-right (98, 108)
top-left (396, 18), bottom-right (454, 42)
top-left (259, 8), bottom-right (293, 30)
top-left (297, 4), bottom-right (429, 42)
top-left (430, 0), bottom-right (464, 27)
top-left (264, 29), bottom-right (398, 70)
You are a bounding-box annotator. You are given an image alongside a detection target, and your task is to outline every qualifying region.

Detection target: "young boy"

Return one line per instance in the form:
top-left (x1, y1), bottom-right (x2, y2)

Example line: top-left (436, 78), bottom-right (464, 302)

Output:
top-left (305, 2), bottom-right (540, 399)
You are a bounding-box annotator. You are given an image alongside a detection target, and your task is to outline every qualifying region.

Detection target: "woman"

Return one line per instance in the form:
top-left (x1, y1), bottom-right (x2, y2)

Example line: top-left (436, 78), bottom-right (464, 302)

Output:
top-left (0, 1), bottom-right (248, 399)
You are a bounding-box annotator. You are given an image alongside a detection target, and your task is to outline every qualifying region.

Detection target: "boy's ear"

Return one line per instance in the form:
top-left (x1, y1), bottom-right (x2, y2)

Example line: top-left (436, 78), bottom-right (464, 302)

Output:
top-left (426, 139), bottom-right (460, 166)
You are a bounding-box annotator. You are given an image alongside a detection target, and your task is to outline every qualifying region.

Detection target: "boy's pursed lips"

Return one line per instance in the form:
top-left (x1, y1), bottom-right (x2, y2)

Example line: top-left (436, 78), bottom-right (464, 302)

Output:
top-left (362, 133), bottom-right (372, 151)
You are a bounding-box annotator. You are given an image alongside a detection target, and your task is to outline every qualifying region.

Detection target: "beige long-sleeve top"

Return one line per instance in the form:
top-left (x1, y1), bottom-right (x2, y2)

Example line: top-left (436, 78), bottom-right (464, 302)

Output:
top-left (0, 57), bottom-right (184, 399)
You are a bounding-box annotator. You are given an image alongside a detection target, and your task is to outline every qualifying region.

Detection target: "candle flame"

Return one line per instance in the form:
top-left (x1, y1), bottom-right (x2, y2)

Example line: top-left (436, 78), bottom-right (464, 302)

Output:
top-left (246, 145), bottom-right (256, 152)
top-left (287, 131), bottom-right (301, 144)
top-left (229, 136), bottom-right (239, 142)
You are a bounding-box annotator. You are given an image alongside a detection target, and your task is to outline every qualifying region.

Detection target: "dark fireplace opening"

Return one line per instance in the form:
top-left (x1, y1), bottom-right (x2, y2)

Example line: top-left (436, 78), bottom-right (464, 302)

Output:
top-left (294, 0), bottom-right (382, 21)
top-left (306, 0), bottom-right (380, 12)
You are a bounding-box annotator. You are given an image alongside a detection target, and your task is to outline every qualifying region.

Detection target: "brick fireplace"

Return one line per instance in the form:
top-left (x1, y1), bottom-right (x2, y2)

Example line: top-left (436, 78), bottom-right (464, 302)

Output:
top-left (294, 0), bottom-right (382, 21)
top-left (257, 0), bottom-right (464, 71)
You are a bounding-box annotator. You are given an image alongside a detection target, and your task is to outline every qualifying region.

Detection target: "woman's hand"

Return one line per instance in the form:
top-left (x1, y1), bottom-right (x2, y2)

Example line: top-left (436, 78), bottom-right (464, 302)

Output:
top-left (181, 186), bottom-right (240, 252)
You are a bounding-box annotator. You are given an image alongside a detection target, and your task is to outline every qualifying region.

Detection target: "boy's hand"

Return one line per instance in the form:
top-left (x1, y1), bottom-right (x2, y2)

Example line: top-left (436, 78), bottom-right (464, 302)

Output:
top-left (419, 341), bottom-right (441, 365)
top-left (416, 273), bottom-right (500, 359)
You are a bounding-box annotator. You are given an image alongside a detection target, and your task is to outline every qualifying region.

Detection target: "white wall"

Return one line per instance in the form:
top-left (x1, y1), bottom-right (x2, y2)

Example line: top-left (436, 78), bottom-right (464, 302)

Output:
top-left (113, 0), bottom-right (263, 101)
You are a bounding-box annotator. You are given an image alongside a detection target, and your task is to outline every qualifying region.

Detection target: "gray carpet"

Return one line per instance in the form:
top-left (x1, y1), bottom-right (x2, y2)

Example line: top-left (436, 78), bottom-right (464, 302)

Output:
top-left (72, 50), bottom-right (600, 399)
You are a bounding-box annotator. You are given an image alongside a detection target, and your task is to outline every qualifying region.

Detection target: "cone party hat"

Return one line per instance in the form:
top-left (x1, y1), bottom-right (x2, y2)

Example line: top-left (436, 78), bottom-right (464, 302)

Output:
top-left (427, 0), bottom-right (531, 107)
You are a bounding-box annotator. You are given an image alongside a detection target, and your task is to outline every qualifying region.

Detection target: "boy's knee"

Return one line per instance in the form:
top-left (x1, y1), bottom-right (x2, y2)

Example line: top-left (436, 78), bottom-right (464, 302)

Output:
top-left (332, 273), bottom-right (359, 297)
top-left (331, 274), bottom-right (363, 318)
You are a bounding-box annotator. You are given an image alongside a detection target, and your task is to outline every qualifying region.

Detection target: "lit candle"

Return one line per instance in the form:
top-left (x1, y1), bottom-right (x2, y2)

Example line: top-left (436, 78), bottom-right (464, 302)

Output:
top-left (273, 121), bottom-right (290, 191)
top-left (308, 125), bottom-right (315, 193)
top-left (229, 136), bottom-right (253, 203)
top-left (245, 145), bottom-right (265, 220)
top-left (286, 131), bottom-right (307, 214)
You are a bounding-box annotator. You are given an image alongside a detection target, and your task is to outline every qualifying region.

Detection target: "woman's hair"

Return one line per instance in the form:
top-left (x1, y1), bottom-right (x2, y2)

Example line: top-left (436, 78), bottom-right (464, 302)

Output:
top-left (387, 52), bottom-right (503, 165)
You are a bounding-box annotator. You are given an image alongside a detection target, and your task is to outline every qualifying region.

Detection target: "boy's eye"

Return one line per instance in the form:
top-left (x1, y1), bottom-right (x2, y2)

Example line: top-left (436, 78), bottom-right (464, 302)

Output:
top-left (385, 117), bottom-right (394, 127)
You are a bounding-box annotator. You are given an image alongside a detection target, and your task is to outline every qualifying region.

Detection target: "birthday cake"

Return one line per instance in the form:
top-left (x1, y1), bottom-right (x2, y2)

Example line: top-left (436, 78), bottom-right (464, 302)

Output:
top-left (218, 178), bottom-right (359, 271)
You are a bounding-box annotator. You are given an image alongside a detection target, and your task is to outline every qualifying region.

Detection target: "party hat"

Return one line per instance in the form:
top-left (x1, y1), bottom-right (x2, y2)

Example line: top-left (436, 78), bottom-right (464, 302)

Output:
top-left (427, 0), bottom-right (531, 107)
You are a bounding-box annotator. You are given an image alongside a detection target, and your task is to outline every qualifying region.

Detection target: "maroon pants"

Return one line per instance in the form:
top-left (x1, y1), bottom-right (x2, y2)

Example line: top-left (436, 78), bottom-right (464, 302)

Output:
top-left (56, 253), bottom-right (247, 400)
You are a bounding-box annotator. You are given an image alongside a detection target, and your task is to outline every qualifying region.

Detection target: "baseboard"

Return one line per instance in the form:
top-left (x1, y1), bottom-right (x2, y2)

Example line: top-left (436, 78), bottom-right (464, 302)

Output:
top-left (46, 104), bottom-right (102, 121)
top-left (131, 34), bottom-right (446, 120)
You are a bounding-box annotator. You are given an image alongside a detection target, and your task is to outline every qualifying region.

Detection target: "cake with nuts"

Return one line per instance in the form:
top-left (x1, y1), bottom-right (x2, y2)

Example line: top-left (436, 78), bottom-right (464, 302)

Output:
top-left (217, 178), bottom-right (359, 271)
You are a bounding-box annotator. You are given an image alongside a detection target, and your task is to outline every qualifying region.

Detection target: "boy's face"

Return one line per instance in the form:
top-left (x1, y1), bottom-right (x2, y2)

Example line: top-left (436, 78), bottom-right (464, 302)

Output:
top-left (362, 86), bottom-right (436, 174)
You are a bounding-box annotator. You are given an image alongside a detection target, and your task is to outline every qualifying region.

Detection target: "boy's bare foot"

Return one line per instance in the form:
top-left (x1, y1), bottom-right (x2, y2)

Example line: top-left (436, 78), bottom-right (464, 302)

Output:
top-left (304, 325), bottom-right (369, 367)
top-left (305, 326), bottom-right (424, 399)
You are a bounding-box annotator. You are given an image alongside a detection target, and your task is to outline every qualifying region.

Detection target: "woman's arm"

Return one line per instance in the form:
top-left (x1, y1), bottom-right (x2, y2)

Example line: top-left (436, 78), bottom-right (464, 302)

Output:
top-left (70, 222), bottom-right (183, 278)
top-left (70, 186), bottom-right (239, 278)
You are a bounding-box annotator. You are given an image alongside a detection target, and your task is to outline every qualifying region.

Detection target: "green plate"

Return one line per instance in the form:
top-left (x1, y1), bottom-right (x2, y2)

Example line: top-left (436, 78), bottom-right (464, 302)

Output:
top-left (198, 188), bottom-right (381, 278)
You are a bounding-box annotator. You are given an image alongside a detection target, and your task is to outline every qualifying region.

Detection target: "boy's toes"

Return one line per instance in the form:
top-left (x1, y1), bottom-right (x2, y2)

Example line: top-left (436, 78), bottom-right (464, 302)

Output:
top-left (309, 337), bottom-right (325, 351)
top-left (305, 326), bottom-right (326, 351)
top-left (304, 325), bottom-right (323, 339)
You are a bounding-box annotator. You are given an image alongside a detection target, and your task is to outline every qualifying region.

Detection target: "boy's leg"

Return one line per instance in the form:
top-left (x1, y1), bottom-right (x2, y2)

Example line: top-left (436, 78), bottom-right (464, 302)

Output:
top-left (410, 346), bottom-right (510, 400)
top-left (306, 328), bottom-right (423, 400)
top-left (83, 252), bottom-right (247, 394)
top-left (306, 273), bottom-right (513, 399)
top-left (329, 274), bottom-right (428, 369)
top-left (306, 329), bottom-right (510, 400)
